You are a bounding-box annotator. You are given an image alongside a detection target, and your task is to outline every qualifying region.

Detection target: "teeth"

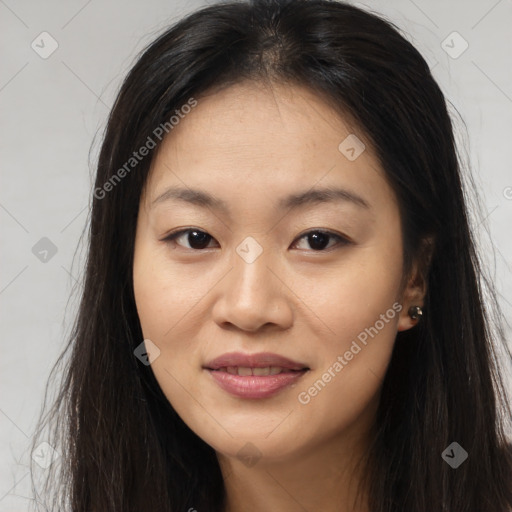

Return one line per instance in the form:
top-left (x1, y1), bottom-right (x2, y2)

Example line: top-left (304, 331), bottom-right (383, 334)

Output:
top-left (252, 367), bottom-right (270, 376)
top-left (216, 366), bottom-right (300, 376)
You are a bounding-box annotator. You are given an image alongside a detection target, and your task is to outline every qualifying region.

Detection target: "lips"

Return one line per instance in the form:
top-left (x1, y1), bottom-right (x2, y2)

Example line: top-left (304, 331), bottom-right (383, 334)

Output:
top-left (215, 366), bottom-right (300, 376)
top-left (204, 351), bottom-right (309, 372)
top-left (203, 352), bottom-right (310, 399)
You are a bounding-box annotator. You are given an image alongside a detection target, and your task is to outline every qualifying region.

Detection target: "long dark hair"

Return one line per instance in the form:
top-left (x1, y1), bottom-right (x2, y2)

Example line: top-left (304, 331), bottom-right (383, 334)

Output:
top-left (32, 0), bottom-right (512, 510)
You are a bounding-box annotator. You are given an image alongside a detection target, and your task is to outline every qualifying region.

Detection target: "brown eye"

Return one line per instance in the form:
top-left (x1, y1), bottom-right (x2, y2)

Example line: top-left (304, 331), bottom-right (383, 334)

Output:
top-left (164, 229), bottom-right (217, 250)
top-left (293, 230), bottom-right (351, 251)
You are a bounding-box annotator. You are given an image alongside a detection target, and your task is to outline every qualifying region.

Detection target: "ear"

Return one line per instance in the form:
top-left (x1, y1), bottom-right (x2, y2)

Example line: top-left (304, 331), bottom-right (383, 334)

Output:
top-left (397, 236), bottom-right (434, 332)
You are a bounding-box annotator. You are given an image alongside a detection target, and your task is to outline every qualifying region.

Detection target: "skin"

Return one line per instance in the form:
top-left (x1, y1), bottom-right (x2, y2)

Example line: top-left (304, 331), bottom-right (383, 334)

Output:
top-left (133, 80), bottom-right (426, 512)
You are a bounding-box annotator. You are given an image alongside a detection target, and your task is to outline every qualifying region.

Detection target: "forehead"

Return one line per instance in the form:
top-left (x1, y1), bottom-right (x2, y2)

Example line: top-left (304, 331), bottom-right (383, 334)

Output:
top-left (144, 81), bottom-right (394, 211)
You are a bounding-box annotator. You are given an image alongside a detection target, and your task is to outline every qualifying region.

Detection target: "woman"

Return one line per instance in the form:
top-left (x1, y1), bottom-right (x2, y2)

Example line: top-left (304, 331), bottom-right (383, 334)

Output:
top-left (32, 0), bottom-right (512, 510)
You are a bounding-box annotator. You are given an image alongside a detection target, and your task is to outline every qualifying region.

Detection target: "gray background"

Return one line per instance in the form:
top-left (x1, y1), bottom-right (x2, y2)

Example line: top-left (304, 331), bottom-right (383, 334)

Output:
top-left (1, 0), bottom-right (511, 508)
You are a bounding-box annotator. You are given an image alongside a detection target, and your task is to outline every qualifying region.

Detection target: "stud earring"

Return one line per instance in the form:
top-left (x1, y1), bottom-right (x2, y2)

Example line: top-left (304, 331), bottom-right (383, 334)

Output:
top-left (408, 305), bottom-right (423, 320)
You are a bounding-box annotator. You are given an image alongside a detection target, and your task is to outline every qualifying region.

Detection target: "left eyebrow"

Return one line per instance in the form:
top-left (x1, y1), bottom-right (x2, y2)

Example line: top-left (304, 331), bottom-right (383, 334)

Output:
top-left (278, 186), bottom-right (371, 211)
top-left (151, 185), bottom-right (371, 216)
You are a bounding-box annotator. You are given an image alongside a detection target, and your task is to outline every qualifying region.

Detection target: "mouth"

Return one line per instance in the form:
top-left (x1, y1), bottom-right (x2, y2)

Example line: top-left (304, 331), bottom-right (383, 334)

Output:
top-left (203, 352), bottom-right (310, 399)
top-left (210, 366), bottom-right (308, 376)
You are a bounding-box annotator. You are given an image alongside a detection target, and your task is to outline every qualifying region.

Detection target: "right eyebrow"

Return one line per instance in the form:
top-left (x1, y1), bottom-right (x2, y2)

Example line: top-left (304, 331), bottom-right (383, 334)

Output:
top-left (152, 186), bottom-right (230, 215)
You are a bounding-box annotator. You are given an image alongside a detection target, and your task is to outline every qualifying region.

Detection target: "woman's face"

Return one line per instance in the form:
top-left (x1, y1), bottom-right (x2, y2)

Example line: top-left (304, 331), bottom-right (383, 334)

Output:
top-left (133, 81), bottom-right (422, 466)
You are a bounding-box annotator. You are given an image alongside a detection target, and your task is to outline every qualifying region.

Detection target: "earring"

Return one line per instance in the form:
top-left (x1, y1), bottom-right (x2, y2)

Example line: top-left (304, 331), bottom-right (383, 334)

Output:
top-left (408, 305), bottom-right (423, 320)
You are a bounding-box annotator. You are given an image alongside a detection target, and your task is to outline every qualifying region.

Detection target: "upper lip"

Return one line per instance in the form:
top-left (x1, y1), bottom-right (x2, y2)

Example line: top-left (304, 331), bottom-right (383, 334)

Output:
top-left (204, 352), bottom-right (309, 371)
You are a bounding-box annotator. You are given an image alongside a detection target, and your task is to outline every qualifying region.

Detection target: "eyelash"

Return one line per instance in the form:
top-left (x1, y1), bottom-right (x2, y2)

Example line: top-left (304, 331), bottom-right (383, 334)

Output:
top-left (161, 228), bottom-right (352, 252)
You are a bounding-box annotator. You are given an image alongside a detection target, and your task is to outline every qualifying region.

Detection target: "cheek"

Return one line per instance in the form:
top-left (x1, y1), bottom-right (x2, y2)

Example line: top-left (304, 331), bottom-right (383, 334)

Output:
top-left (133, 239), bottom-right (216, 401)
top-left (292, 319), bottom-right (399, 452)
top-left (292, 237), bottom-right (403, 344)
top-left (133, 253), bottom-right (169, 341)
top-left (293, 243), bottom-right (403, 434)
top-left (133, 244), bottom-right (205, 425)
top-left (133, 233), bottom-right (206, 340)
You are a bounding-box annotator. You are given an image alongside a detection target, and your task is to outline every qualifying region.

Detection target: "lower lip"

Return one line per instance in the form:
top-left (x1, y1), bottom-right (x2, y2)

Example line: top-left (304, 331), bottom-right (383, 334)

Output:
top-left (205, 369), bottom-right (308, 399)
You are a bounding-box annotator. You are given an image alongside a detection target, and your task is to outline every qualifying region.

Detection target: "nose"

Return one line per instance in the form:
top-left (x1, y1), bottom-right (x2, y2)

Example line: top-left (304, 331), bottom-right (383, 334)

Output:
top-left (211, 247), bottom-right (294, 333)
